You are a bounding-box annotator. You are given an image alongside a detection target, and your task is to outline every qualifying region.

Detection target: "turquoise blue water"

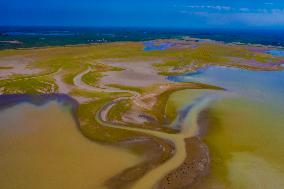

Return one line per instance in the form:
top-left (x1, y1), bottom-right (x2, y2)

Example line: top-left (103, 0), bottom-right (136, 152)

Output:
top-left (266, 49), bottom-right (284, 57)
top-left (168, 66), bottom-right (284, 109)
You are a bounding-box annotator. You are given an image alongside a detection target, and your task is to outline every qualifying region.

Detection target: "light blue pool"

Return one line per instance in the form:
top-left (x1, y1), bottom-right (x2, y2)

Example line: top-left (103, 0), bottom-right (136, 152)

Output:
top-left (143, 41), bottom-right (175, 51)
top-left (167, 66), bottom-right (284, 109)
top-left (266, 49), bottom-right (284, 57)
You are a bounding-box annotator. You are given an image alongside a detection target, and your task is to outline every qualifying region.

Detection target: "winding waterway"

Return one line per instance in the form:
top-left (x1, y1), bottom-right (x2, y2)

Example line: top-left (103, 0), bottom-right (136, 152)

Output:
top-left (1, 65), bottom-right (284, 189)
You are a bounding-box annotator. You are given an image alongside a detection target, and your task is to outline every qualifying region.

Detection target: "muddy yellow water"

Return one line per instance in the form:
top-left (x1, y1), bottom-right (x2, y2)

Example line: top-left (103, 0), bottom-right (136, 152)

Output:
top-left (127, 89), bottom-right (216, 189)
top-left (131, 88), bottom-right (284, 189)
top-left (0, 101), bottom-right (141, 189)
top-left (165, 67), bottom-right (284, 189)
top-left (199, 97), bottom-right (284, 189)
top-left (1, 69), bottom-right (284, 189)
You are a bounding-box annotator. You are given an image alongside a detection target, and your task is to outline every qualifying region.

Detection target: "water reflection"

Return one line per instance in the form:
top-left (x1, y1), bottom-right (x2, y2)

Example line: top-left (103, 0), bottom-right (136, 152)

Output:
top-left (168, 66), bottom-right (284, 108)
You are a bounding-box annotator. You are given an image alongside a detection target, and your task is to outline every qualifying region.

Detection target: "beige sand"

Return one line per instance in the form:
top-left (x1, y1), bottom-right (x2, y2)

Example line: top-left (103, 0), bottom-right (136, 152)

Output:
top-left (0, 56), bottom-right (41, 79)
top-left (99, 59), bottom-right (168, 87)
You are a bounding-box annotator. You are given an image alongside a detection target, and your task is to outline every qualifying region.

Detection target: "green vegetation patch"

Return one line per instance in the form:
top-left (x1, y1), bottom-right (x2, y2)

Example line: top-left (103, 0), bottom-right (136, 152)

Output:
top-left (77, 99), bottom-right (141, 143)
top-left (0, 66), bottom-right (13, 70)
top-left (81, 71), bottom-right (103, 87)
top-left (107, 83), bottom-right (144, 93)
top-left (0, 77), bottom-right (57, 94)
top-left (108, 100), bottom-right (131, 122)
top-left (70, 88), bottom-right (131, 99)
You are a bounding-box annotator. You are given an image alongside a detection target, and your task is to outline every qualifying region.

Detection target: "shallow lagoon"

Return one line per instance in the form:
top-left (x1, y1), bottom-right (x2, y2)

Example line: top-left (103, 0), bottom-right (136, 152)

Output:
top-left (0, 39), bottom-right (284, 188)
top-left (168, 66), bottom-right (284, 108)
top-left (168, 66), bottom-right (284, 189)
top-left (202, 97), bottom-right (284, 189)
top-left (0, 66), bottom-right (283, 189)
top-left (0, 98), bottom-right (141, 189)
top-left (266, 49), bottom-right (284, 57)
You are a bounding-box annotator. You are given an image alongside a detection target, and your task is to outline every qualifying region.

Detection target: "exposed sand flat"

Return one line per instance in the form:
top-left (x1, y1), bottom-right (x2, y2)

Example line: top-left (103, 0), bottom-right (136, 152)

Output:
top-left (72, 96), bottom-right (95, 104)
top-left (73, 67), bottom-right (98, 91)
top-left (97, 91), bottom-right (215, 189)
top-left (99, 59), bottom-right (169, 87)
top-left (73, 66), bottom-right (137, 94)
top-left (1, 39), bottom-right (284, 189)
top-left (53, 70), bottom-right (74, 94)
top-left (228, 57), bottom-right (283, 70)
top-left (158, 137), bottom-right (210, 189)
top-left (53, 71), bottom-right (93, 103)
top-left (0, 56), bottom-right (41, 79)
top-left (122, 108), bottom-right (151, 125)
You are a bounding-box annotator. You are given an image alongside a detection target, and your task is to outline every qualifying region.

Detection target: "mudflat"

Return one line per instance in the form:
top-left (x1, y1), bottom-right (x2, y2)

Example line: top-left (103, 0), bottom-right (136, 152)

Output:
top-left (0, 39), bottom-right (284, 189)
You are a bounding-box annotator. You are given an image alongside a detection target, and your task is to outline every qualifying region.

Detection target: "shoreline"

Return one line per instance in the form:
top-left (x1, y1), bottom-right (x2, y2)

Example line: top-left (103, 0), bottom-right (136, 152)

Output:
top-left (1, 37), bottom-right (284, 188)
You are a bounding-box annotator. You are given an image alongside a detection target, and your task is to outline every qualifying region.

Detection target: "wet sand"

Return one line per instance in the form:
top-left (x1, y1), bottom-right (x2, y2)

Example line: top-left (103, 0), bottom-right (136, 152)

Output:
top-left (96, 89), bottom-right (216, 189)
top-left (0, 56), bottom-right (40, 79)
top-left (158, 137), bottom-right (209, 189)
top-left (100, 59), bottom-right (168, 87)
top-left (0, 39), bottom-right (284, 189)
